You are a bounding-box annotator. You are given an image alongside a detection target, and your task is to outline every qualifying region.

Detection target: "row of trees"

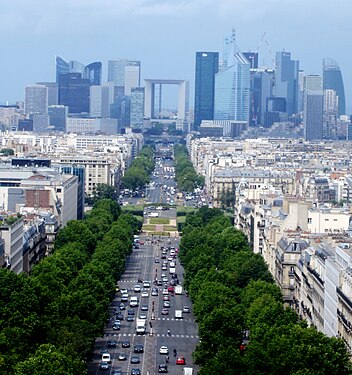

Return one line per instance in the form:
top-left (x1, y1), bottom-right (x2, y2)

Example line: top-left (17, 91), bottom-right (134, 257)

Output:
top-left (174, 144), bottom-right (204, 192)
top-left (121, 145), bottom-right (155, 191)
top-left (0, 199), bottom-right (141, 374)
top-left (179, 207), bottom-right (351, 375)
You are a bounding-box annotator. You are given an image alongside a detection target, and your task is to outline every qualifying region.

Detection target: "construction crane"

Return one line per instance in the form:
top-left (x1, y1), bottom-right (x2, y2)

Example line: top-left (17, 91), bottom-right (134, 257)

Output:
top-left (256, 32), bottom-right (277, 69)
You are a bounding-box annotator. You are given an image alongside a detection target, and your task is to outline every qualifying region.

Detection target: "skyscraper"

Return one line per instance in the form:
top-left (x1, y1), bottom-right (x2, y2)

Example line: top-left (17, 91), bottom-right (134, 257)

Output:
top-left (108, 60), bottom-right (141, 96)
top-left (243, 52), bottom-right (258, 69)
top-left (323, 58), bottom-right (346, 116)
top-left (25, 85), bottom-right (48, 115)
top-left (194, 52), bottom-right (219, 128)
top-left (85, 62), bottom-right (102, 86)
top-left (58, 73), bottom-right (90, 114)
top-left (214, 50), bottom-right (250, 122)
top-left (48, 105), bottom-right (68, 131)
top-left (90, 84), bottom-right (114, 118)
top-left (130, 87), bottom-right (145, 129)
top-left (274, 51), bottom-right (299, 116)
top-left (304, 75), bottom-right (323, 141)
top-left (36, 82), bottom-right (58, 106)
top-left (56, 56), bottom-right (69, 83)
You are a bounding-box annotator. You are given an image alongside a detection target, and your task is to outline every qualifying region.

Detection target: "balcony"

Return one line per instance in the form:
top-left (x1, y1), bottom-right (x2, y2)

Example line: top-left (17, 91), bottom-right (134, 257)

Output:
top-left (337, 288), bottom-right (352, 310)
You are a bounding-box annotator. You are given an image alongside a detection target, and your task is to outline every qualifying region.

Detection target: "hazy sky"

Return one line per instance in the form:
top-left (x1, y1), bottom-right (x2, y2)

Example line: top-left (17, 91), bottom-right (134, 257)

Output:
top-left (1, 0), bottom-right (351, 112)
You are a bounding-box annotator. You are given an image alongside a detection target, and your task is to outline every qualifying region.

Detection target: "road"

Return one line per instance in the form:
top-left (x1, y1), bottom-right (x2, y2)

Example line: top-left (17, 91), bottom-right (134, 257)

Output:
top-left (88, 153), bottom-right (199, 375)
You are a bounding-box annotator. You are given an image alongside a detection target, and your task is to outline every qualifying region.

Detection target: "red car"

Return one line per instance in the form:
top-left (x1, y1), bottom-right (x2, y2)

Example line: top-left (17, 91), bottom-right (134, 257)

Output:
top-left (139, 241), bottom-right (144, 245)
top-left (176, 356), bottom-right (186, 365)
top-left (167, 286), bottom-right (174, 293)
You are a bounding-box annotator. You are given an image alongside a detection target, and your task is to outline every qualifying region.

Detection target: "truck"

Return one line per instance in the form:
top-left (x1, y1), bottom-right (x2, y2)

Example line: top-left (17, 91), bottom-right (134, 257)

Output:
top-left (136, 319), bottom-right (146, 335)
top-left (169, 267), bottom-right (176, 274)
top-left (175, 310), bottom-right (183, 319)
top-left (183, 368), bottom-right (194, 375)
top-left (175, 285), bottom-right (183, 295)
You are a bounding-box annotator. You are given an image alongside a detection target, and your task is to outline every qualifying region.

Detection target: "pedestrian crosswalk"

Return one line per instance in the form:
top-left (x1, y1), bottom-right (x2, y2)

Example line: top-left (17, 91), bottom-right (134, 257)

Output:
top-left (103, 332), bottom-right (198, 339)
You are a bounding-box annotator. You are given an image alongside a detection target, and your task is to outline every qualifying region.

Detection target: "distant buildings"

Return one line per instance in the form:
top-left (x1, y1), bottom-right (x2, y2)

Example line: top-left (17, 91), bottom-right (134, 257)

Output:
top-left (194, 52), bottom-right (219, 128)
top-left (304, 75), bottom-right (324, 140)
top-left (25, 85), bottom-right (48, 115)
top-left (323, 58), bottom-right (346, 116)
top-left (108, 59), bottom-right (141, 96)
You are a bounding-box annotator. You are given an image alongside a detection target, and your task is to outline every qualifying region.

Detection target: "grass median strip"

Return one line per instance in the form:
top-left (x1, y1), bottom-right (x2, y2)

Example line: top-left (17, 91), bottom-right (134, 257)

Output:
top-left (149, 218), bottom-right (170, 224)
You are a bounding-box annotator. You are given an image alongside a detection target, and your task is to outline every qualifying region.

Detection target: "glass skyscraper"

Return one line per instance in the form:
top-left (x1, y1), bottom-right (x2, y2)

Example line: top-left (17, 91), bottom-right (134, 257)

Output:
top-left (214, 52), bottom-right (250, 122)
top-left (108, 60), bottom-right (141, 96)
top-left (85, 62), bottom-right (102, 86)
top-left (304, 75), bottom-right (324, 141)
top-left (130, 87), bottom-right (145, 129)
top-left (194, 52), bottom-right (219, 128)
top-left (274, 51), bottom-right (299, 116)
top-left (323, 58), bottom-right (346, 116)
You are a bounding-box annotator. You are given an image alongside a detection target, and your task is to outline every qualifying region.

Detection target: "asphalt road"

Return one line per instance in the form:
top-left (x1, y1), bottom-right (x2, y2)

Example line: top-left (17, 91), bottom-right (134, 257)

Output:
top-left (87, 155), bottom-right (199, 375)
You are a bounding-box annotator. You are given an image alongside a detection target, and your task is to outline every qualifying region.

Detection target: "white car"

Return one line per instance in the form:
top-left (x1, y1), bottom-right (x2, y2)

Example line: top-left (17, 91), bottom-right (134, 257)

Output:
top-left (134, 285), bottom-right (141, 292)
top-left (159, 346), bottom-right (169, 355)
top-left (141, 291), bottom-right (149, 298)
top-left (143, 281), bottom-right (151, 288)
top-left (121, 288), bottom-right (128, 295)
top-left (101, 353), bottom-right (111, 363)
top-left (162, 289), bottom-right (169, 295)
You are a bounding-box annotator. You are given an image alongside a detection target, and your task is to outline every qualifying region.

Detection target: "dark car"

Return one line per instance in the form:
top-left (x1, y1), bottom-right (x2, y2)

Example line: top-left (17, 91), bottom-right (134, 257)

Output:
top-left (131, 369), bottom-right (141, 375)
top-left (128, 309), bottom-right (135, 315)
top-left (119, 302), bottom-right (126, 310)
top-left (141, 304), bottom-right (149, 311)
top-left (100, 348), bottom-right (108, 354)
top-left (158, 364), bottom-right (168, 373)
top-left (107, 340), bottom-right (117, 348)
top-left (127, 315), bottom-right (135, 322)
top-left (122, 340), bottom-right (131, 348)
top-left (116, 313), bottom-right (124, 321)
top-left (99, 361), bottom-right (110, 370)
top-left (113, 322), bottom-right (121, 330)
top-left (134, 344), bottom-right (144, 353)
top-left (131, 356), bottom-right (140, 364)
top-left (118, 352), bottom-right (127, 361)
top-left (112, 370), bottom-right (122, 375)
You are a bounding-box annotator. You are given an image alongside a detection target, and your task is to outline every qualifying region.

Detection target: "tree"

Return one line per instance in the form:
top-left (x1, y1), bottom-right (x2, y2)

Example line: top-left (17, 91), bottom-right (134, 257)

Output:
top-left (90, 183), bottom-right (117, 204)
top-left (0, 148), bottom-right (14, 156)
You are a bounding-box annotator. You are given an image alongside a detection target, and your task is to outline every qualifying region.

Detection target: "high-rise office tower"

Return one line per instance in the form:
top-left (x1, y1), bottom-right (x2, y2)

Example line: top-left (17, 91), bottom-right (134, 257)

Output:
top-left (214, 33), bottom-right (250, 122)
top-left (58, 73), bottom-right (90, 114)
top-left (323, 89), bottom-right (338, 139)
top-left (130, 87), bottom-right (145, 129)
top-left (110, 95), bottom-right (131, 129)
top-left (194, 52), bottom-right (219, 128)
top-left (304, 75), bottom-right (323, 141)
top-left (25, 85), bottom-right (48, 115)
top-left (243, 52), bottom-right (258, 69)
top-left (36, 82), bottom-right (58, 106)
top-left (90, 85), bottom-right (113, 118)
top-left (85, 62), bottom-right (102, 86)
top-left (323, 58), bottom-right (345, 116)
top-left (108, 60), bottom-right (141, 96)
top-left (56, 56), bottom-right (102, 86)
top-left (56, 56), bottom-right (69, 83)
top-left (249, 69), bottom-right (274, 126)
top-left (274, 51), bottom-right (299, 116)
top-left (48, 105), bottom-right (68, 131)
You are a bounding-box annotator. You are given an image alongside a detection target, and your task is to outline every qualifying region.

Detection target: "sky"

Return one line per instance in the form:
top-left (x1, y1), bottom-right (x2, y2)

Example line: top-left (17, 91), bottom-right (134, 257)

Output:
top-left (0, 0), bottom-right (351, 113)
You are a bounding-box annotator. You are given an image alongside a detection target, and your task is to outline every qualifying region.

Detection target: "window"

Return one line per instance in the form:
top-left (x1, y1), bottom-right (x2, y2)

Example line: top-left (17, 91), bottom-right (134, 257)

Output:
top-left (308, 218), bottom-right (312, 224)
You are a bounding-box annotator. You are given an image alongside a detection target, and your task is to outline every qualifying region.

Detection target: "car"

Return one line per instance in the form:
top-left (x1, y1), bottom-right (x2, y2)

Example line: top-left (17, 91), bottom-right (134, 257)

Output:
top-left (168, 256), bottom-right (173, 261)
top-left (162, 289), bottom-right (169, 295)
top-left (100, 348), bottom-right (109, 354)
top-left (157, 280), bottom-right (163, 286)
top-left (152, 289), bottom-right (158, 296)
top-left (131, 356), bottom-right (140, 364)
top-left (112, 370), bottom-right (122, 375)
top-left (134, 244), bottom-right (140, 249)
top-left (107, 340), bottom-right (117, 348)
top-left (131, 369), bottom-right (141, 375)
top-left (134, 344), bottom-right (144, 353)
top-left (170, 279), bottom-right (177, 286)
top-left (120, 288), bottom-right (128, 294)
top-left (141, 291), bottom-right (149, 298)
top-left (134, 285), bottom-right (141, 292)
top-left (162, 265), bottom-right (167, 270)
top-left (155, 258), bottom-right (160, 263)
top-left (161, 273), bottom-right (167, 278)
top-left (171, 273), bottom-right (178, 279)
top-left (163, 295), bottom-right (170, 301)
top-left (162, 277), bottom-right (168, 282)
top-left (141, 304), bottom-right (149, 311)
top-left (119, 302), bottom-right (126, 310)
top-left (139, 241), bottom-right (144, 245)
top-left (101, 353), bottom-right (111, 363)
top-left (113, 322), bottom-right (121, 330)
top-left (176, 356), bottom-right (186, 365)
top-left (159, 346), bottom-right (169, 354)
top-left (127, 315), bottom-right (135, 322)
top-left (158, 364), bottom-right (168, 373)
top-left (183, 306), bottom-right (191, 313)
top-left (163, 301), bottom-right (170, 308)
top-left (161, 254), bottom-right (166, 259)
top-left (128, 309), bottom-right (135, 315)
top-left (139, 313), bottom-right (147, 319)
top-left (121, 293), bottom-right (129, 302)
top-left (161, 308), bottom-right (169, 315)
top-left (121, 340), bottom-right (131, 348)
top-left (167, 286), bottom-right (174, 293)
top-left (99, 361), bottom-right (110, 370)
top-left (143, 281), bottom-right (151, 288)
top-left (116, 313), bottom-right (124, 321)
top-left (118, 352), bottom-right (127, 361)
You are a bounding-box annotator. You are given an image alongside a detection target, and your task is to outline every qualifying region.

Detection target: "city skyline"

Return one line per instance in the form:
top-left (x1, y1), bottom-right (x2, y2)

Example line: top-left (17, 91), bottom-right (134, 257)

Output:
top-left (0, 0), bottom-right (351, 113)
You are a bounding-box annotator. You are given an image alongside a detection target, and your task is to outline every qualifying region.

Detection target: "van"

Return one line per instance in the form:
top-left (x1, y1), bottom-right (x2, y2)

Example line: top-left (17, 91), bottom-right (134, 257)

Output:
top-left (130, 296), bottom-right (139, 307)
top-left (183, 368), bottom-right (194, 375)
